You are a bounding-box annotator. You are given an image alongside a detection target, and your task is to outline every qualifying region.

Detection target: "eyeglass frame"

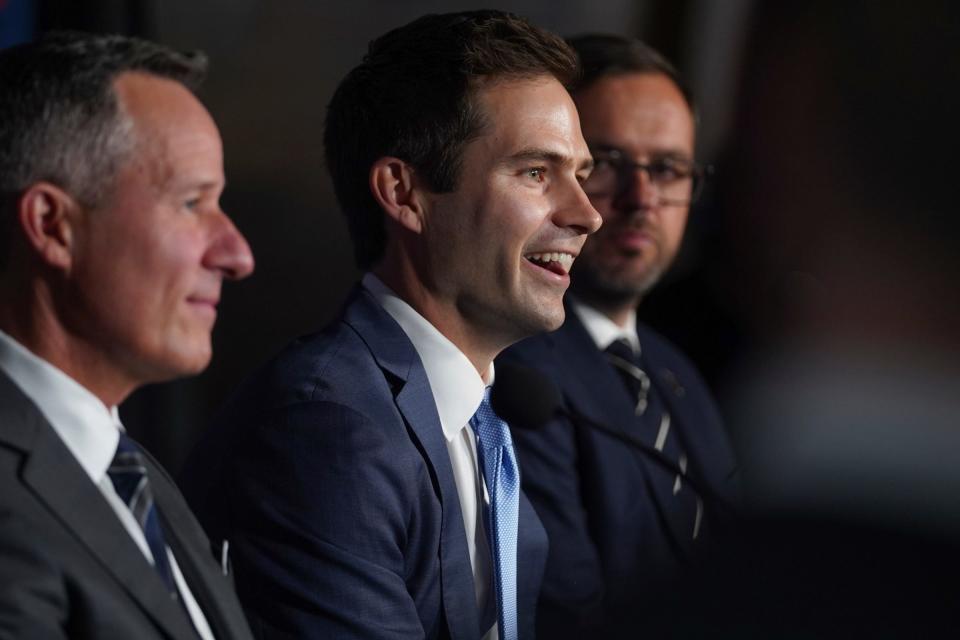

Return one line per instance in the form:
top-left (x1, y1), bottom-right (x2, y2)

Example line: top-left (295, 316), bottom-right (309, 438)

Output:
top-left (582, 147), bottom-right (713, 206)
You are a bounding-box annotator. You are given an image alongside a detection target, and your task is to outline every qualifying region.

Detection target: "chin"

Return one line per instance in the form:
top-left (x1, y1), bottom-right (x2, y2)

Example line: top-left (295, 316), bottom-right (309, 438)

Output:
top-left (540, 305), bottom-right (565, 332)
top-left (515, 300), bottom-right (565, 337)
top-left (144, 345), bottom-right (213, 383)
top-left (579, 262), bottom-right (664, 301)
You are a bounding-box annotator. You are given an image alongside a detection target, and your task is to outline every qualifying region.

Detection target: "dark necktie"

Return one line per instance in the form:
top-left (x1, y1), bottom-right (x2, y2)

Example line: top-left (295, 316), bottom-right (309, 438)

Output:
top-left (604, 338), bottom-right (703, 542)
top-left (107, 433), bottom-right (179, 594)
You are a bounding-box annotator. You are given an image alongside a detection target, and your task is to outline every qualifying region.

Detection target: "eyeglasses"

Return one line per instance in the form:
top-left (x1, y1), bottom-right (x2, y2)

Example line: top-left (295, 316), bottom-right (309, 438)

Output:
top-left (583, 148), bottom-right (711, 206)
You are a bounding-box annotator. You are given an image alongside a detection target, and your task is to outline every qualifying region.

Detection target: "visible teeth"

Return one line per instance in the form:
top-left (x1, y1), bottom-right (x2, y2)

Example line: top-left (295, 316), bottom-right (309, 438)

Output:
top-left (526, 252), bottom-right (574, 268)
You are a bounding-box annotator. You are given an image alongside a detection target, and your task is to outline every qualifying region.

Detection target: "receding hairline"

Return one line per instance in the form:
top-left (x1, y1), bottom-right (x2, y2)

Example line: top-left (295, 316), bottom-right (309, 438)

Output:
top-left (98, 71), bottom-right (223, 197)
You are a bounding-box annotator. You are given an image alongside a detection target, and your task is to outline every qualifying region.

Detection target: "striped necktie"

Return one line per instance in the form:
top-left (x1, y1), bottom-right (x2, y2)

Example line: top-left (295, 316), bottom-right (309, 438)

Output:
top-left (107, 433), bottom-right (179, 594)
top-left (605, 338), bottom-right (704, 541)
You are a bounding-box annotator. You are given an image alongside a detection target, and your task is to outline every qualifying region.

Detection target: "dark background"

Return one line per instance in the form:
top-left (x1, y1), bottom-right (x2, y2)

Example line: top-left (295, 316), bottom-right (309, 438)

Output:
top-left (2, 0), bottom-right (958, 483)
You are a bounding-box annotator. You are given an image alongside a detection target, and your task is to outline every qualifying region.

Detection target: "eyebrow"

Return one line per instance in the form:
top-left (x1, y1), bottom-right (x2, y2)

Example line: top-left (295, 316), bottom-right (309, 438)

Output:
top-left (506, 147), bottom-right (594, 172)
top-left (173, 178), bottom-right (225, 193)
top-left (589, 143), bottom-right (693, 163)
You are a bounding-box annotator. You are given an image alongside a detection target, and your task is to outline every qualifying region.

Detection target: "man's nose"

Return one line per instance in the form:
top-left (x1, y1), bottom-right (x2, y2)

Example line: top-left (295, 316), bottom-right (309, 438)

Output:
top-left (559, 177), bottom-right (603, 235)
top-left (613, 165), bottom-right (659, 211)
top-left (203, 211), bottom-right (255, 280)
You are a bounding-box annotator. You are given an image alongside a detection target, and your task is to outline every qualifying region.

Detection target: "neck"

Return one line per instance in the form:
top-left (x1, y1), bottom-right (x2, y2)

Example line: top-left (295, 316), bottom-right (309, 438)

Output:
top-left (571, 286), bottom-right (639, 329)
top-left (372, 263), bottom-right (501, 380)
top-left (0, 281), bottom-right (134, 407)
top-left (596, 304), bottom-right (635, 329)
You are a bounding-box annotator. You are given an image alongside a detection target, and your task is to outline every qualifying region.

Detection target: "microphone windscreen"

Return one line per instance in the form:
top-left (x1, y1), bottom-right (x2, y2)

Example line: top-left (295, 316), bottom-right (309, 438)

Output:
top-left (491, 362), bottom-right (562, 431)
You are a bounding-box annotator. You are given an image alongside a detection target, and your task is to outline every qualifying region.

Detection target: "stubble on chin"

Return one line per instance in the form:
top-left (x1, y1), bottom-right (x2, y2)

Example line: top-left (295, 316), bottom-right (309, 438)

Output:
top-left (569, 255), bottom-right (665, 309)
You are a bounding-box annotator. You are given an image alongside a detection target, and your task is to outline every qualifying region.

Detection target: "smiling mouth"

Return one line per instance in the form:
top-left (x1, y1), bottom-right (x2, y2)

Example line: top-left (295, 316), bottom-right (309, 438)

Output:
top-left (524, 251), bottom-right (575, 276)
top-left (186, 296), bottom-right (220, 315)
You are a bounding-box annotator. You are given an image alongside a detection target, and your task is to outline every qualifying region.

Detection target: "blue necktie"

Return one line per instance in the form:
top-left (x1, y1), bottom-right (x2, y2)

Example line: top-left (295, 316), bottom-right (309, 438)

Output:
top-left (470, 388), bottom-right (520, 640)
top-left (107, 433), bottom-right (178, 595)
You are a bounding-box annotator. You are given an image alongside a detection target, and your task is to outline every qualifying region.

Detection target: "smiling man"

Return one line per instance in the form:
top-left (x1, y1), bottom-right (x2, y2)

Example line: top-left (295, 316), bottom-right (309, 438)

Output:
top-left (0, 32), bottom-right (255, 639)
top-left (498, 35), bottom-right (739, 638)
top-left (181, 11), bottom-right (599, 640)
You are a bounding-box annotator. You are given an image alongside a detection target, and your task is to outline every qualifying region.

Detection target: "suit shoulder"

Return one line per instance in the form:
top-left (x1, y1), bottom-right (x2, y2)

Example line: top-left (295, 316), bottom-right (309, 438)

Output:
top-left (637, 323), bottom-right (725, 421)
top-left (637, 324), bottom-right (706, 379)
top-left (263, 322), bottom-right (375, 398)
top-left (219, 319), bottom-right (395, 422)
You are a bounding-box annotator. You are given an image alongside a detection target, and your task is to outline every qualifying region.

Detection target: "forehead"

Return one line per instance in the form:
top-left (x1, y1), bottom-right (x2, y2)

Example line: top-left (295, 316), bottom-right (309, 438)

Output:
top-left (112, 71), bottom-right (223, 183)
top-left (468, 76), bottom-right (590, 162)
top-left (573, 72), bottom-right (694, 155)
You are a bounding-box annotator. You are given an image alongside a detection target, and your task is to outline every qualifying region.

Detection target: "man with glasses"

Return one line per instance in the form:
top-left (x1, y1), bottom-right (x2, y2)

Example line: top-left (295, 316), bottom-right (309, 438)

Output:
top-left (498, 35), bottom-right (738, 638)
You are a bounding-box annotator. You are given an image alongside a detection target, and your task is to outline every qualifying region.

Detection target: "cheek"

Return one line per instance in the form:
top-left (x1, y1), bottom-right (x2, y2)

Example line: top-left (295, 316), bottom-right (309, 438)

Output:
top-left (513, 191), bottom-right (555, 233)
top-left (115, 240), bottom-right (202, 329)
top-left (664, 211), bottom-right (689, 248)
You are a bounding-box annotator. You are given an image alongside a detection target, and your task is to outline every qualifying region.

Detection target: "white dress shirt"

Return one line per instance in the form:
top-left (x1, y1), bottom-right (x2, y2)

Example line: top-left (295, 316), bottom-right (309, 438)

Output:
top-left (363, 274), bottom-right (498, 639)
top-left (570, 296), bottom-right (641, 354)
top-left (0, 330), bottom-right (215, 640)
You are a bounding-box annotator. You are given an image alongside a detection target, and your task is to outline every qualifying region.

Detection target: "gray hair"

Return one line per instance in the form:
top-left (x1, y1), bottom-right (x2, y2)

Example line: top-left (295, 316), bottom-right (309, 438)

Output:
top-left (0, 31), bottom-right (207, 264)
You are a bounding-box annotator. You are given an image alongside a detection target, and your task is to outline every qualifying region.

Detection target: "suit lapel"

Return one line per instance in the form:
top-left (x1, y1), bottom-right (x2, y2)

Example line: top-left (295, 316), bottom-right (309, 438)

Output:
top-left (150, 455), bottom-right (252, 640)
top-left (0, 371), bottom-right (196, 639)
top-left (550, 311), bottom-right (638, 433)
top-left (551, 313), bottom-right (695, 554)
top-left (637, 326), bottom-right (734, 497)
top-left (343, 289), bottom-right (480, 640)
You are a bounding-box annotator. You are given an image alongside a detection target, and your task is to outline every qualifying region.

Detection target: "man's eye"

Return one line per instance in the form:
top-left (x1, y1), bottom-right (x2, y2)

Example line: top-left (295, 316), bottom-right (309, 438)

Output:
top-left (649, 161), bottom-right (689, 182)
top-left (184, 197), bottom-right (201, 210)
top-left (525, 167), bottom-right (546, 182)
top-left (592, 157), bottom-right (614, 170)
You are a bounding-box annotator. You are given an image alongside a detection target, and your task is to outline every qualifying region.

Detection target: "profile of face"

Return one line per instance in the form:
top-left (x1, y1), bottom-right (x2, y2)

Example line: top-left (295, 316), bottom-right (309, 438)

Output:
top-left (65, 71), bottom-right (254, 385)
top-left (572, 72), bottom-right (695, 305)
top-left (419, 76), bottom-right (601, 345)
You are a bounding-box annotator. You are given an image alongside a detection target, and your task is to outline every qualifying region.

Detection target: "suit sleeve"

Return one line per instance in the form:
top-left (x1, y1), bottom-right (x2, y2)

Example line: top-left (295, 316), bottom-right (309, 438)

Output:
top-left (0, 514), bottom-right (69, 640)
top-left (221, 400), bottom-right (433, 640)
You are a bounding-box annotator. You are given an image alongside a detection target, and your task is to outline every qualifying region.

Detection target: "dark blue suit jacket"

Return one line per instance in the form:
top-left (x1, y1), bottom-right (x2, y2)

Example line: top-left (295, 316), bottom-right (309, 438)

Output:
top-left (498, 305), bottom-right (738, 637)
top-left (181, 287), bottom-right (548, 639)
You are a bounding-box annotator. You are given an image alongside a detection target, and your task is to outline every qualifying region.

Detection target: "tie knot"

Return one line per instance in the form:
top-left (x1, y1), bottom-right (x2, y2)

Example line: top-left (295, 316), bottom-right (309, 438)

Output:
top-left (108, 433), bottom-right (149, 503)
top-left (605, 337), bottom-right (638, 364)
top-left (110, 432), bottom-right (146, 471)
top-left (470, 388), bottom-right (513, 450)
top-left (106, 433), bottom-right (157, 538)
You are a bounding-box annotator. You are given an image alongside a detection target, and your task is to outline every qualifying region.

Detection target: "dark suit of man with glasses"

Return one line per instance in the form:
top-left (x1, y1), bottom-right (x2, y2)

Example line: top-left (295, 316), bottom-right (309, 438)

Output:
top-left (498, 34), bottom-right (738, 638)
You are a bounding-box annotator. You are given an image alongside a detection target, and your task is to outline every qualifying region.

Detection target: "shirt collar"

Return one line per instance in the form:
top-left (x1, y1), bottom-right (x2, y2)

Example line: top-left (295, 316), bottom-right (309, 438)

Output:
top-left (362, 274), bottom-right (489, 441)
top-left (0, 329), bottom-right (121, 483)
top-left (570, 296), bottom-right (641, 355)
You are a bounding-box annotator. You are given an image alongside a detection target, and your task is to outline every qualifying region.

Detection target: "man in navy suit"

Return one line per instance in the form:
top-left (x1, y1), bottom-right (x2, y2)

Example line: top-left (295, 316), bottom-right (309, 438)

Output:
top-left (181, 11), bottom-right (601, 639)
top-left (498, 35), bottom-right (739, 637)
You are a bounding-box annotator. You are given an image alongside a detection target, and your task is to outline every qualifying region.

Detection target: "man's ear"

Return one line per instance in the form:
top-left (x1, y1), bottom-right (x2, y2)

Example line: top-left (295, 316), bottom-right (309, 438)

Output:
top-left (369, 157), bottom-right (426, 234)
top-left (17, 182), bottom-right (81, 271)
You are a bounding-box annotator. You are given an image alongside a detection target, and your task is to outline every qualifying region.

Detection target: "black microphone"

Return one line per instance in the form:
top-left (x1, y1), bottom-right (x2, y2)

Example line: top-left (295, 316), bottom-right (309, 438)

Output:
top-left (492, 361), bottom-right (737, 517)
top-left (490, 361), bottom-right (562, 432)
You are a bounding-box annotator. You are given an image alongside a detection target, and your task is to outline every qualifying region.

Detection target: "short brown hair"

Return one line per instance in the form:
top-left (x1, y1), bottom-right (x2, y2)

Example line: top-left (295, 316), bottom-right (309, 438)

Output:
top-left (567, 34), bottom-right (696, 118)
top-left (324, 10), bottom-right (578, 269)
